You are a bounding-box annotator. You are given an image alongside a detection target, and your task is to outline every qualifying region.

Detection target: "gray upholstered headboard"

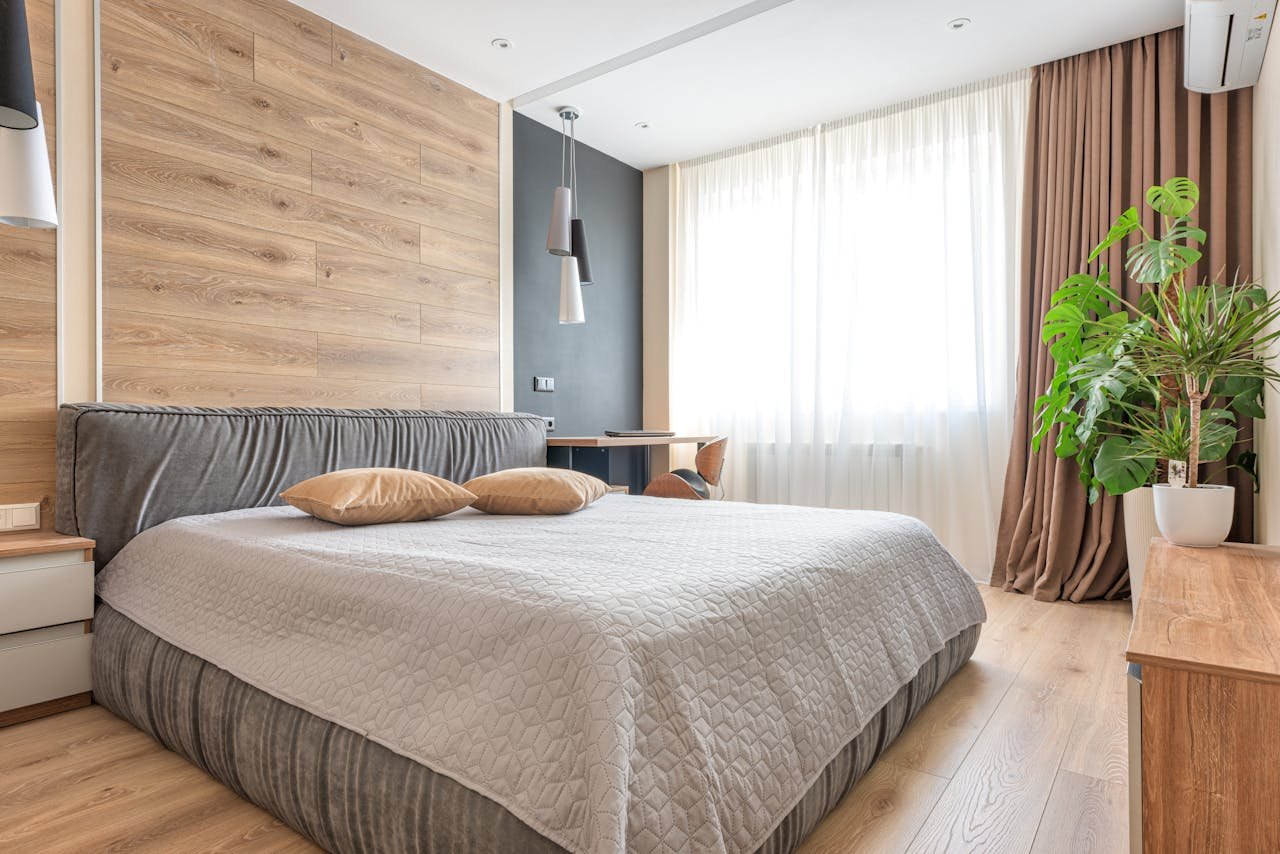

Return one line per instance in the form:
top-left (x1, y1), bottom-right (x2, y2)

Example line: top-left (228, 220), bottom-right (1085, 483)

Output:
top-left (55, 403), bottom-right (547, 568)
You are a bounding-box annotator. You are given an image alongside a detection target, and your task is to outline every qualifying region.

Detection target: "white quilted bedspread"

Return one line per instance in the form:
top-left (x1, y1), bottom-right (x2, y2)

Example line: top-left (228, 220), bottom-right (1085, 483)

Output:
top-left (97, 494), bottom-right (985, 854)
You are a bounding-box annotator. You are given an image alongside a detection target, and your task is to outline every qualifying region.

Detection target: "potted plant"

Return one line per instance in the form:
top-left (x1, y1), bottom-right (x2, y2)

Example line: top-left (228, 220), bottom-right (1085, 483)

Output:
top-left (1034, 179), bottom-right (1280, 565)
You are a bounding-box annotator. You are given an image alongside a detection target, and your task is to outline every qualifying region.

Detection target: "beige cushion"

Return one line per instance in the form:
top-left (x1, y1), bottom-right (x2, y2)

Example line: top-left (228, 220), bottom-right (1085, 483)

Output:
top-left (464, 467), bottom-right (608, 515)
top-left (280, 468), bottom-right (476, 525)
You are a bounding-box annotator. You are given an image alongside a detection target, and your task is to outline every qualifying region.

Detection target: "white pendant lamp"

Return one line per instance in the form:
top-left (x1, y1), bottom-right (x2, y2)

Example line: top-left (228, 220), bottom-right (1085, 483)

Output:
top-left (0, 102), bottom-right (57, 228)
top-left (545, 106), bottom-right (578, 256)
top-left (558, 255), bottom-right (584, 324)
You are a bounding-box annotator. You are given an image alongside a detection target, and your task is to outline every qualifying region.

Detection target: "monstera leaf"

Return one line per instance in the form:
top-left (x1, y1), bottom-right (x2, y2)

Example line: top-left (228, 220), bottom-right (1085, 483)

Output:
top-left (1145, 177), bottom-right (1200, 218)
top-left (1087, 207), bottom-right (1140, 263)
top-left (1093, 436), bottom-right (1157, 499)
top-left (1125, 220), bottom-right (1206, 284)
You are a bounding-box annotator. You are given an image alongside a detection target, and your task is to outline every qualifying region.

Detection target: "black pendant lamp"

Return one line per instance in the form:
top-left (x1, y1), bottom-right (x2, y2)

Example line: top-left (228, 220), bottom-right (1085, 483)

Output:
top-left (0, 0), bottom-right (39, 130)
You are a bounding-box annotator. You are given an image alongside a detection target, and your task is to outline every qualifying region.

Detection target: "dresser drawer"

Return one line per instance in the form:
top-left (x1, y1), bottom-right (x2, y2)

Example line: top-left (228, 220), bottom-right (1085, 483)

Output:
top-left (0, 560), bottom-right (95, 635)
top-left (0, 624), bottom-right (93, 713)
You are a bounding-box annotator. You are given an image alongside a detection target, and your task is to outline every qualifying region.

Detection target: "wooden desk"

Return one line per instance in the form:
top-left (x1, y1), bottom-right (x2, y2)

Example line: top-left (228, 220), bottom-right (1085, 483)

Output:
top-left (546, 435), bottom-right (718, 448)
top-left (546, 435), bottom-right (717, 493)
top-left (1126, 540), bottom-right (1280, 852)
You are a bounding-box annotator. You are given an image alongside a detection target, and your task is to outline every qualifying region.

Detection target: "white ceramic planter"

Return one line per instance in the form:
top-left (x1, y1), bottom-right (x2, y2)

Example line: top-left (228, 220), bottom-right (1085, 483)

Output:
top-left (1152, 483), bottom-right (1235, 548)
top-left (1123, 487), bottom-right (1158, 610)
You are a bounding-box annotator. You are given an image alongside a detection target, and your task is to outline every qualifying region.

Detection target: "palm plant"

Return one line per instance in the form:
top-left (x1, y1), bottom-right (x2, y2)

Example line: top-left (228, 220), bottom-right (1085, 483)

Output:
top-left (1033, 177), bottom-right (1280, 499)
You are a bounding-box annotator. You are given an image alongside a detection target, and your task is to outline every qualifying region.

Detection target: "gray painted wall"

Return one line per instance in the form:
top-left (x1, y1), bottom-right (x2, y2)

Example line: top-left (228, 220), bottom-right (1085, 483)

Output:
top-left (513, 112), bottom-right (643, 435)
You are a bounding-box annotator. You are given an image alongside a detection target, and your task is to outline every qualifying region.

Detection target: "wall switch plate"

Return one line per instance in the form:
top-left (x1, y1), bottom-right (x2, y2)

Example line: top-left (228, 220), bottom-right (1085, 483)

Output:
top-left (533, 376), bottom-right (555, 393)
top-left (0, 503), bottom-right (40, 532)
top-left (542, 416), bottom-right (555, 432)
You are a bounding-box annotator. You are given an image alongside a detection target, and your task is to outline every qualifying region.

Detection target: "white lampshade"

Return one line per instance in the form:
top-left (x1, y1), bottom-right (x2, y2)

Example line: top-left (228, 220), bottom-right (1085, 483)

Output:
top-left (558, 255), bottom-right (584, 324)
top-left (0, 103), bottom-right (57, 228)
top-left (546, 185), bottom-right (571, 255)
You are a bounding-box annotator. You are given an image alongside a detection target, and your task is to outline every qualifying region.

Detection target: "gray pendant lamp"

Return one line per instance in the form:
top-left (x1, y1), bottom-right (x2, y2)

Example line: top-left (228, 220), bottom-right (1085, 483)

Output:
top-left (544, 107), bottom-right (575, 256)
top-left (0, 0), bottom-right (39, 130)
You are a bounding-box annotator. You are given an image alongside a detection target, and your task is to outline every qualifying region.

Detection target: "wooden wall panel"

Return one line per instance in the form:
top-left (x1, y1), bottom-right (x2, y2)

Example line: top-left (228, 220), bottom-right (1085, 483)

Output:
top-left (100, 0), bottom-right (500, 411)
top-left (0, 0), bottom-right (56, 528)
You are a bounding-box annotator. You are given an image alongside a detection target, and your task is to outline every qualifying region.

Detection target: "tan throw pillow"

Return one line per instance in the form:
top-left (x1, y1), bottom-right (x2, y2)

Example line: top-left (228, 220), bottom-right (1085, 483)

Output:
top-left (280, 468), bottom-right (476, 525)
top-left (464, 467), bottom-right (608, 515)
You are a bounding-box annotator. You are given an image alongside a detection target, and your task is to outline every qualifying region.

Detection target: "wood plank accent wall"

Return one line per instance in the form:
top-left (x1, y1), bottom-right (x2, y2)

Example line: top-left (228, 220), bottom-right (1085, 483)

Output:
top-left (99, 0), bottom-right (501, 411)
top-left (0, 0), bottom-right (57, 528)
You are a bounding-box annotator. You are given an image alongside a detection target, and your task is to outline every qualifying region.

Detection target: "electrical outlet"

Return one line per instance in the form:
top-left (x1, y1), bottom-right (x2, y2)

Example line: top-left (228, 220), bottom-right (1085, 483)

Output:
top-left (0, 502), bottom-right (40, 532)
top-left (542, 416), bottom-right (555, 432)
top-left (533, 376), bottom-right (555, 393)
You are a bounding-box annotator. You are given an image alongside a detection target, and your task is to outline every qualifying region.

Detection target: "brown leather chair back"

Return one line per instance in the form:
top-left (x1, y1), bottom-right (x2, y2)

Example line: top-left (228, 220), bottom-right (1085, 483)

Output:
top-left (695, 437), bottom-right (728, 486)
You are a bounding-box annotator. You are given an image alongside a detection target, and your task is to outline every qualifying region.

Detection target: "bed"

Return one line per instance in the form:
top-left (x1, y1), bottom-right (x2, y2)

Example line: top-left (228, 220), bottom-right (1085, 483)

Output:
top-left (57, 403), bottom-right (985, 854)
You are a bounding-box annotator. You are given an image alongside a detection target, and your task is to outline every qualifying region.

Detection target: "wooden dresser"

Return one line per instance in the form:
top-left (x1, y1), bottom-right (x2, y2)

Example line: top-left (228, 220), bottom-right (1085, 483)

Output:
top-left (1126, 540), bottom-right (1280, 853)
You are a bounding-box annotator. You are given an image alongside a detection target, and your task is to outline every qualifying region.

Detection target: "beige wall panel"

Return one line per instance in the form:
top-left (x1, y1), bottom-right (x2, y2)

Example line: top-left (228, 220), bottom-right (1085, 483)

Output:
top-left (212, 0), bottom-right (333, 65)
top-left (311, 152), bottom-right (497, 242)
top-left (0, 361), bottom-right (57, 422)
top-left (104, 310), bottom-right (318, 376)
top-left (25, 0), bottom-right (54, 69)
top-left (101, 23), bottom-right (420, 179)
top-left (420, 383), bottom-right (500, 411)
top-left (420, 226), bottom-right (499, 280)
top-left (421, 306), bottom-right (499, 353)
top-left (0, 421), bottom-right (57, 484)
top-left (254, 37), bottom-right (496, 166)
top-left (0, 235), bottom-right (57, 301)
top-left (317, 334), bottom-right (497, 387)
top-left (419, 142), bottom-right (500, 207)
top-left (0, 299), bottom-right (56, 363)
top-left (99, 0), bottom-right (501, 414)
top-left (102, 140), bottom-right (421, 261)
top-left (100, 0), bottom-right (255, 79)
top-left (317, 244), bottom-right (497, 316)
top-left (107, 253), bottom-right (420, 342)
top-left (100, 88), bottom-right (313, 191)
top-left (103, 199), bottom-right (317, 287)
top-left (331, 25), bottom-right (496, 133)
top-left (104, 366), bottom-right (421, 409)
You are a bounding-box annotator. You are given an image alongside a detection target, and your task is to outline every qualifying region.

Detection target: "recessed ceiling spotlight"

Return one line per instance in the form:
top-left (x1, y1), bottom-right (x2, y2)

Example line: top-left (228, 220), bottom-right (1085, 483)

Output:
top-left (947, 17), bottom-right (971, 30)
top-left (490, 37), bottom-right (512, 49)
top-left (634, 121), bottom-right (650, 129)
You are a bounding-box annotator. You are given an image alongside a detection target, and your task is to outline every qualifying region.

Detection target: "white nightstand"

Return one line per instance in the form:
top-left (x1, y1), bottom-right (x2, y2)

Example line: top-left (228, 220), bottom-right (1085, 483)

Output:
top-left (0, 532), bottom-right (96, 727)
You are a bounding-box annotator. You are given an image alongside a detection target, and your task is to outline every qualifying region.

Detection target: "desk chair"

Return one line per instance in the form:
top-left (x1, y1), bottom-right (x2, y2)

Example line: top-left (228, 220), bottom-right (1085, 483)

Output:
top-left (642, 437), bottom-right (727, 500)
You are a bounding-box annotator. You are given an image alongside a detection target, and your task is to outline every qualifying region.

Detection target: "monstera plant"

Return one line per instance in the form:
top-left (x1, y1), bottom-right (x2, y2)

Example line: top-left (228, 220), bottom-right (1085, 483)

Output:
top-left (1032, 177), bottom-right (1280, 548)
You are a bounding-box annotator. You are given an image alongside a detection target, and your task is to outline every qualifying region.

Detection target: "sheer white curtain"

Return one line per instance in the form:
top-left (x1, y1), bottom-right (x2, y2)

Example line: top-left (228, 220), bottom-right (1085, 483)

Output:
top-left (671, 71), bottom-right (1029, 575)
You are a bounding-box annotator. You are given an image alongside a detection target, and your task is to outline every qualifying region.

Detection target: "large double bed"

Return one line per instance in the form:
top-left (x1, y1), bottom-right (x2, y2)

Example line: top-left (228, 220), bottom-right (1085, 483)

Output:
top-left (58, 403), bottom-right (985, 853)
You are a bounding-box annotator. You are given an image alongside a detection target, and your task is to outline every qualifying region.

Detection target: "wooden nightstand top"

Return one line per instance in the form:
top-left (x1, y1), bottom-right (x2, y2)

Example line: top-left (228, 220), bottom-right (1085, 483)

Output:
top-left (0, 532), bottom-right (95, 559)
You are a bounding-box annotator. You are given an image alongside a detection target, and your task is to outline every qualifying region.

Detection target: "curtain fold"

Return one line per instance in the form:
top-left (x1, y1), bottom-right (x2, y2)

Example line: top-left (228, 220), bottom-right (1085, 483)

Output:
top-left (671, 72), bottom-right (1030, 576)
top-left (993, 28), bottom-right (1254, 602)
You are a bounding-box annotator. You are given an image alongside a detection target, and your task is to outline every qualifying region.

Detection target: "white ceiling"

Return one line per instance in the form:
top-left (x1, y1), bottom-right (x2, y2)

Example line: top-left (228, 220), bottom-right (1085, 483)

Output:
top-left (293, 0), bottom-right (1184, 169)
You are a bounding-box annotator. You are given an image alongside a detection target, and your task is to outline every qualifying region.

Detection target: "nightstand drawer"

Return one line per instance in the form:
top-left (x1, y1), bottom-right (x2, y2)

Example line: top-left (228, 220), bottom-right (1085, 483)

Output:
top-left (0, 561), bottom-right (95, 635)
top-left (0, 624), bottom-right (93, 713)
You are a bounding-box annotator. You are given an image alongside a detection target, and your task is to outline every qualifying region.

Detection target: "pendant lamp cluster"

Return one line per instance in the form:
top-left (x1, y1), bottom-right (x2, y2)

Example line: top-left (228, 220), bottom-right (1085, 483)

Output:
top-left (546, 106), bottom-right (592, 324)
top-left (0, 0), bottom-right (57, 229)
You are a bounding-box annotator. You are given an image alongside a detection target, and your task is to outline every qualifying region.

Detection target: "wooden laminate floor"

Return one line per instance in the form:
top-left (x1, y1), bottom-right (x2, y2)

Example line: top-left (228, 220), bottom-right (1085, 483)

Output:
top-left (0, 586), bottom-right (1132, 853)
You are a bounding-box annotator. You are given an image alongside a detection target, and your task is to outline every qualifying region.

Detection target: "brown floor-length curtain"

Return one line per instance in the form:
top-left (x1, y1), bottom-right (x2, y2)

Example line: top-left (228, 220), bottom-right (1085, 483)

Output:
top-left (993, 28), bottom-right (1254, 602)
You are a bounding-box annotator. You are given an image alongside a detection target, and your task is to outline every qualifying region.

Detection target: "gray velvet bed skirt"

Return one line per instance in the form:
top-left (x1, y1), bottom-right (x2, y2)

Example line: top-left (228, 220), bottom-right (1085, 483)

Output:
top-left (92, 604), bottom-right (980, 853)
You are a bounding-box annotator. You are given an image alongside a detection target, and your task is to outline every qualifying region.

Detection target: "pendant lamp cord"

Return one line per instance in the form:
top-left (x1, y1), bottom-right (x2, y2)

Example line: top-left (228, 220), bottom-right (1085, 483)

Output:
top-left (560, 114), bottom-right (567, 187)
top-left (569, 117), bottom-right (579, 218)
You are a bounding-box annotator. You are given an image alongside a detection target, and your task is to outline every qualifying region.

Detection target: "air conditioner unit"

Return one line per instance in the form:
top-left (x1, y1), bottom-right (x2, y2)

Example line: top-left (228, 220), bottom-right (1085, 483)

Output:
top-left (1185, 0), bottom-right (1277, 92)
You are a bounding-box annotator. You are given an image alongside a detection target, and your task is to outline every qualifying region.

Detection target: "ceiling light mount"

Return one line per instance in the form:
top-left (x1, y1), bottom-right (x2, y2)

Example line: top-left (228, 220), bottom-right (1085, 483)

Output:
top-left (490, 37), bottom-right (512, 49)
top-left (947, 17), bottom-right (971, 30)
top-left (635, 121), bottom-right (650, 129)
top-left (557, 105), bottom-right (581, 122)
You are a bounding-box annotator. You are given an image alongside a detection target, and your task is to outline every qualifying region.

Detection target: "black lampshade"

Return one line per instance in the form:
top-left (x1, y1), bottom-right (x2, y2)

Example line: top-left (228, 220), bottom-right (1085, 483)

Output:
top-left (0, 0), bottom-right (38, 131)
top-left (571, 218), bottom-right (593, 285)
